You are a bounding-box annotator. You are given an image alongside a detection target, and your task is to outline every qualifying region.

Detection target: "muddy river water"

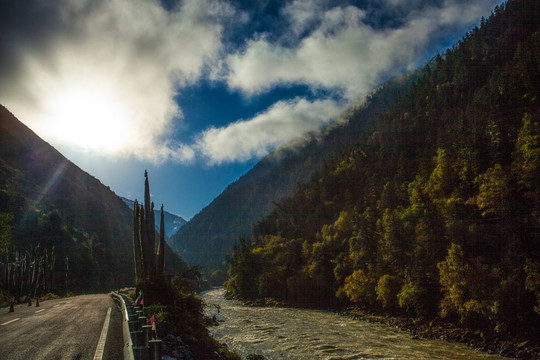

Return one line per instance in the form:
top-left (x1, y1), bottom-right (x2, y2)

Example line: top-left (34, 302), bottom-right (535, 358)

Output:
top-left (201, 288), bottom-right (505, 360)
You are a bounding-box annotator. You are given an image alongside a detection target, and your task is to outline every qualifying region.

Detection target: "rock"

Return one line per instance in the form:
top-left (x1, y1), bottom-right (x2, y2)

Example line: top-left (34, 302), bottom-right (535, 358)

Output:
top-left (516, 349), bottom-right (530, 358)
top-left (498, 342), bottom-right (510, 356)
top-left (185, 335), bottom-right (198, 344)
top-left (176, 336), bottom-right (183, 344)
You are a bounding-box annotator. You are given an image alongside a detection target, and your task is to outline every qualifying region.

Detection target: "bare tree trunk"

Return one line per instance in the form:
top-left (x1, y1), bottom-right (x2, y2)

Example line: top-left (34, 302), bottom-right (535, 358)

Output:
top-left (23, 254), bottom-right (31, 298)
top-left (49, 248), bottom-right (55, 292)
top-left (149, 202), bottom-right (156, 279)
top-left (1, 255), bottom-right (5, 290)
top-left (133, 201), bottom-right (142, 284)
top-left (43, 250), bottom-right (48, 293)
top-left (34, 257), bottom-right (43, 298)
top-left (140, 204), bottom-right (148, 280)
top-left (156, 204), bottom-right (165, 276)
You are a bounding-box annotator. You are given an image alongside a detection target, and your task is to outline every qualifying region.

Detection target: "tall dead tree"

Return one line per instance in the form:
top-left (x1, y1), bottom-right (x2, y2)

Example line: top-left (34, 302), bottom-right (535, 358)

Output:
top-left (132, 201), bottom-right (142, 284)
top-left (156, 204), bottom-right (165, 275)
top-left (132, 170), bottom-right (166, 287)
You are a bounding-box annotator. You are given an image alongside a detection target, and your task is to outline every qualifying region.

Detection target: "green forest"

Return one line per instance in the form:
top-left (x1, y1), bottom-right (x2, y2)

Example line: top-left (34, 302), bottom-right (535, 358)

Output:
top-left (226, 0), bottom-right (540, 340)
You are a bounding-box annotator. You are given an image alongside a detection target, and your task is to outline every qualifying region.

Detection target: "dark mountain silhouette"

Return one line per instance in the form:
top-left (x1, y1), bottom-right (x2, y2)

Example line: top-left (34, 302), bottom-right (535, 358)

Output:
top-left (0, 104), bottom-right (188, 293)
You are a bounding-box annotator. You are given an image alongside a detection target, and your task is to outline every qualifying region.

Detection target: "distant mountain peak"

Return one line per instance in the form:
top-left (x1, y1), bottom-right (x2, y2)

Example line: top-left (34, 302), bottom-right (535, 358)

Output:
top-left (120, 197), bottom-right (186, 239)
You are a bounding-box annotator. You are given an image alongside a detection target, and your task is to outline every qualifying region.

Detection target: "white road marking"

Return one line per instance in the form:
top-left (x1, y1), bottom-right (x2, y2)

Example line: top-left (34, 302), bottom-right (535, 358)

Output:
top-left (35, 309), bottom-right (45, 313)
top-left (93, 307), bottom-right (112, 360)
top-left (1, 318), bottom-right (20, 326)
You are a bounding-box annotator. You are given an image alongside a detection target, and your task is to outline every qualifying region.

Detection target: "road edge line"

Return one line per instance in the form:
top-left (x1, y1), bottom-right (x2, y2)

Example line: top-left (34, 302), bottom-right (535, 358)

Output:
top-left (1, 318), bottom-right (20, 326)
top-left (93, 307), bottom-right (111, 360)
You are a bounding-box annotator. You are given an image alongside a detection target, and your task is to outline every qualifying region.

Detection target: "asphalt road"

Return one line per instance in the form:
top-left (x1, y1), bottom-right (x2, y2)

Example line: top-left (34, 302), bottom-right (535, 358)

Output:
top-left (0, 294), bottom-right (123, 360)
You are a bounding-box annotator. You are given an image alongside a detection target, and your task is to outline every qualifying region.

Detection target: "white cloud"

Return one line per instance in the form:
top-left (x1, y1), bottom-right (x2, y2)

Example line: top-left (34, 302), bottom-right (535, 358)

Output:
top-left (195, 98), bottom-right (343, 164)
top-left (0, 0), bottom-right (229, 163)
top-left (282, 0), bottom-right (327, 37)
top-left (0, 0), bottom-right (502, 166)
top-left (224, 0), bottom-right (499, 100)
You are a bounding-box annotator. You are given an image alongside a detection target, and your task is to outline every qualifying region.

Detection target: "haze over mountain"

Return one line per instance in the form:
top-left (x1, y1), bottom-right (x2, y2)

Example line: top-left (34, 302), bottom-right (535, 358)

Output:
top-left (0, 105), bottom-right (188, 292)
top-left (170, 66), bottom-right (418, 268)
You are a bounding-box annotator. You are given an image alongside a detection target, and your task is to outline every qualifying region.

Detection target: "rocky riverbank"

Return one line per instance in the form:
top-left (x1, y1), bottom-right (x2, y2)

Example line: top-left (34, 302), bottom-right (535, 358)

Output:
top-left (342, 309), bottom-right (540, 359)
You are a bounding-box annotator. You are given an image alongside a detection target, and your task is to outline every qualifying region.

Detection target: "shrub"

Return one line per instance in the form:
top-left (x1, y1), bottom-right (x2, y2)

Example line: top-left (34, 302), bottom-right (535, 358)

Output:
top-left (41, 293), bottom-right (61, 301)
top-left (246, 354), bottom-right (266, 360)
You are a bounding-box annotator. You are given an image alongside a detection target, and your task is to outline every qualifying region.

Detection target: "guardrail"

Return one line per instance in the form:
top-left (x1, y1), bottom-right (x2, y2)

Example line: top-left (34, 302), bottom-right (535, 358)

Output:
top-left (112, 292), bottom-right (162, 360)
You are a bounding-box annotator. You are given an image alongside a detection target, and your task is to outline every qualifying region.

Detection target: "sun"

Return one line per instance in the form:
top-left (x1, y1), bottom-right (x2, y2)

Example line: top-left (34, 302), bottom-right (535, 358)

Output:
top-left (42, 80), bottom-right (133, 155)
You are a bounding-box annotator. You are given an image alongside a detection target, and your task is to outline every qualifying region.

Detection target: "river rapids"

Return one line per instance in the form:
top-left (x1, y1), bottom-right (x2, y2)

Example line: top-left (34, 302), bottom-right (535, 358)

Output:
top-left (201, 288), bottom-right (505, 360)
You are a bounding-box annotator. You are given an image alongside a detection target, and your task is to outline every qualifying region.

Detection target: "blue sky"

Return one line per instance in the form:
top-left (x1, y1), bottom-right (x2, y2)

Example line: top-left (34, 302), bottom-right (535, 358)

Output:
top-left (0, 0), bottom-right (502, 219)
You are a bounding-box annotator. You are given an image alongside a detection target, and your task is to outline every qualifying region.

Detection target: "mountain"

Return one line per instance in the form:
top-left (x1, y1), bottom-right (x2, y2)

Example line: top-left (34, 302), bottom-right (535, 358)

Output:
top-left (170, 72), bottom-right (417, 269)
top-left (226, 0), bottom-right (540, 348)
top-left (121, 197), bottom-right (186, 239)
top-left (0, 104), bottom-right (188, 294)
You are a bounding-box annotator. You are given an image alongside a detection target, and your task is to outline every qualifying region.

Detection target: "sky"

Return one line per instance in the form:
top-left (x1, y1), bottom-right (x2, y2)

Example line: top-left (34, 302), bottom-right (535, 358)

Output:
top-left (0, 0), bottom-right (503, 220)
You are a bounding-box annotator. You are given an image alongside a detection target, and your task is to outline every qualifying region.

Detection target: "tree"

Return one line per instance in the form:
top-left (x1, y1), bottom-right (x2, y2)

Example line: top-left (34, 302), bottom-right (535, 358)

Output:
top-left (438, 243), bottom-right (496, 327)
top-left (513, 113), bottom-right (540, 215)
top-left (342, 269), bottom-right (376, 306)
top-left (438, 243), bottom-right (471, 320)
top-left (0, 213), bottom-right (12, 256)
top-left (224, 237), bottom-right (261, 300)
top-left (475, 164), bottom-right (511, 217)
top-left (376, 274), bottom-right (401, 310)
top-left (426, 148), bottom-right (454, 200)
top-left (525, 260), bottom-right (540, 315)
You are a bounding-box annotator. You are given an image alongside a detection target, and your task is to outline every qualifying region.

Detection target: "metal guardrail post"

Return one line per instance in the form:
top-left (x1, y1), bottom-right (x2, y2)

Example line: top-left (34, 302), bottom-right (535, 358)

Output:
top-left (139, 316), bottom-right (148, 328)
top-left (133, 330), bottom-right (144, 346)
top-left (112, 291), bottom-right (163, 360)
top-left (132, 346), bottom-right (150, 360)
top-left (142, 325), bottom-right (152, 347)
top-left (129, 320), bottom-right (141, 332)
top-left (149, 340), bottom-right (163, 360)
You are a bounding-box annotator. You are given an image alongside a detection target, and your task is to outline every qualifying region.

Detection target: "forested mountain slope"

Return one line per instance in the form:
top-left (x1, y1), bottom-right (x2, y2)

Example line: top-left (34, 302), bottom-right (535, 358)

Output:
top-left (0, 105), bottom-right (188, 295)
top-left (227, 0), bottom-right (540, 342)
top-left (171, 72), bottom-right (417, 269)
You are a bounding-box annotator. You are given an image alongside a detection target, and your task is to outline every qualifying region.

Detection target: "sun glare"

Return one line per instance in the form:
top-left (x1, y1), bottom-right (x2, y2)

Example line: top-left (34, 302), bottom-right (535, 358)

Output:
top-left (43, 82), bottom-right (133, 155)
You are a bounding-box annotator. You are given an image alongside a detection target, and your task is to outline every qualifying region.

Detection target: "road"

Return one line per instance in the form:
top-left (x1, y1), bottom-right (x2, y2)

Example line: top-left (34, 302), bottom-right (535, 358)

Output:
top-left (0, 294), bottom-right (123, 360)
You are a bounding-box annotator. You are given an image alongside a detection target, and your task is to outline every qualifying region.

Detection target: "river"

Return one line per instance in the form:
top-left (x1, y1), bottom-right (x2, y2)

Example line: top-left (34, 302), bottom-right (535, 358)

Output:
top-left (201, 288), bottom-right (505, 360)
